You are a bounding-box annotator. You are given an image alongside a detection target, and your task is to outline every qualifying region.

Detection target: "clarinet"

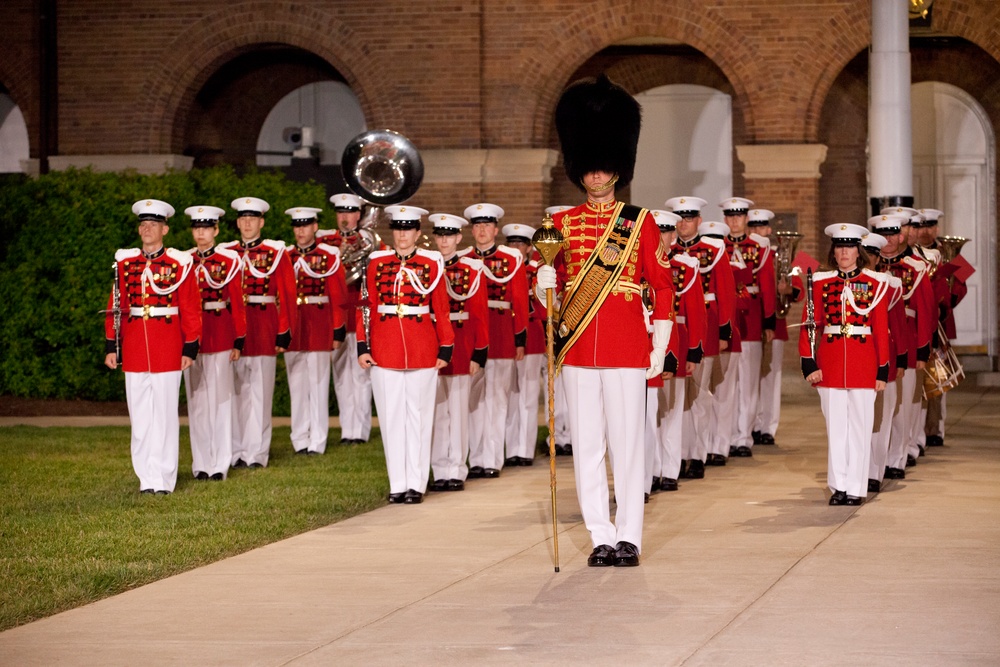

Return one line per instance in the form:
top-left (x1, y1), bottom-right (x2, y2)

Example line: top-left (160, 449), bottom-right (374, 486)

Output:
top-left (805, 268), bottom-right (816, 359)
top-left (112, 261), bottom-right (122, 366)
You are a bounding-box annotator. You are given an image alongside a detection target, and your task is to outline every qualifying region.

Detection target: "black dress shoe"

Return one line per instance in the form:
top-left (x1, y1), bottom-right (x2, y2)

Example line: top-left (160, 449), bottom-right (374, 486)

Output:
top-left (387, 492), bottom-right (406, 504)
top-left (155, 490), bottom-right (170, 495)
top-left (905, 454), bottom-right (917, 468)
top-left (554, 444), bottom-right (566, 456)
top-left (926, 435), bottom-right (944, 447)
top-left (884, 467), bottom-right (906, 480)
top-left (468, 466), bottom-right (485, 479)
top-left (504, 457), bottom-right (520, 467)
top-left (248, 462), bottom-right (264, 468)
top-left (733, 446), bottom-right (753, 457)
top-left (660, 478), bottom-right (679, 492)
top-left (446, 479), bottom-right (465, 491)
top-left (686, 459), bottom-right (705, 479)
top-left (339, 438), bottom-right (350, 445)
top-left (751, 430), bottom-right (762, 444)
top-left (729, 445), bottom-right (739, 457)
top-left (483, 468), bottom-right (500, 478)
top-left (917, 445), bottom-right (926, 457)
top-left (829, 490), bottom-right (847, 506)
top-left (644, 493), bottom-right (649, 504)
top-left (307, 450), bottom-right (320, 456)
top-left (759, 433), bottom-right (775, 445)
top-left (430, 478), bottom-right (449, 492)
top-left (867, 479), bottom-right (881, 493)
top-left (195, 471), bottom-right (209, 480)
top-left (613, 541), bottom-right (640, 567)
top-left (140, 488), bottom-right (154, 495)
top-left (706, 453), bottom-right (727, 466)
top-left (403, 489), bottom-right (423, 504)
top-left (232, 459), bottom-right (247, 468)
top-left (587, 544), bottom-right (616, 567)
top-left (650, 477), bottom-right (662, 492)
top-left (294, 448), bottom-right (309, 455)
top-left (679, 460), bottom-right (688, 477)
top-left (210, 473), bottom-right (224, 481)
top-left (519, 456), bottom-right (534, 466)
top-left (562, 444), bottom-right (573, 456)
top-left (844, 495), bottom-right (864, 506)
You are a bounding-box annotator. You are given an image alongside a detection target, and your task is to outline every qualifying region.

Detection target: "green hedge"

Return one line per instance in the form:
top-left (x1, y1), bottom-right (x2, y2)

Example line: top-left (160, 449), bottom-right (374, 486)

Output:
top-left (0, 166), bottom-right (342, 413)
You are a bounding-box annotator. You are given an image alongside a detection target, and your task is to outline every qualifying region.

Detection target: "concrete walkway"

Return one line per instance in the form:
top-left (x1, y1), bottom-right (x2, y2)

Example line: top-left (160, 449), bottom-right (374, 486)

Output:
top-left (1, 381), bottom-right (998, 666)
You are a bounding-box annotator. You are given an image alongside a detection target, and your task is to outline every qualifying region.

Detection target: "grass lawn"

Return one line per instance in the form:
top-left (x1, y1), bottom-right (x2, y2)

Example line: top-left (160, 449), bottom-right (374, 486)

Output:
top-left (0, 425), bottom-right (389, 632)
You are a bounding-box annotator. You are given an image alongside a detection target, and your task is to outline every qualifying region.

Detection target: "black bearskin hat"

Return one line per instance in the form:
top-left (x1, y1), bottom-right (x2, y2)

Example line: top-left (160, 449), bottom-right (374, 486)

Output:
top-left (555, 74), bottom-right (642, 192)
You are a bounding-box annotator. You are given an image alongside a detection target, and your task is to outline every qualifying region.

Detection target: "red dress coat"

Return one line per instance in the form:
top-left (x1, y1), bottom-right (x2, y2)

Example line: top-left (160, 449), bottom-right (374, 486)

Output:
top-left (774, 273), bottom-right (804, 342)
top-left (525, 256), bottom-right (547, 356)
top-left (317, 229), bottom-right (388, 333)
top-left (438, 255), bottom-right (489, 376)
top-left (799, 268), bottom-right (890, 389)
top-left (189, 246), bottom-right (246, 355)
top-left (661, 252), bottom-right (707, 379)
top-left (672, 235), bottom-right (736, 357)
top-left (550, 199), bottom-right (675, 369)
top-left (286, 242), bottom-right (347, 352)
top-left (463, 244), bottom-right (528, 360)
top-left (220, 239), bottom-right (297, 357)
top-left (884, 276), bottom-right (910, 383)
top-left (105, 247), bottom-right (202, 373)
top-left (876, 249), bottom-right (936, 367)
top-left (357, 248), bottom-right (455, 369)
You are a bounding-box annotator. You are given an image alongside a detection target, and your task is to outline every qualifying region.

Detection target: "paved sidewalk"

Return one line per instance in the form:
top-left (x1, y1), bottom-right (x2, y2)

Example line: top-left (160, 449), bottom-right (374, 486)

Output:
top-left (1, 382), bottom-right (998, 666)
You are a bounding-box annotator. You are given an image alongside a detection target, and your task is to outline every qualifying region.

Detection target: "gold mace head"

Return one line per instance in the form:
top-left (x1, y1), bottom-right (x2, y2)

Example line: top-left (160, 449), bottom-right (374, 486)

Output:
top-left (532, 213), bottom-right (565, 266)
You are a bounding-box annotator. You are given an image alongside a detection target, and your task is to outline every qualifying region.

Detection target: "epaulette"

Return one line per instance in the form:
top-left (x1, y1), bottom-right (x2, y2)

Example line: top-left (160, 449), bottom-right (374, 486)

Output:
top-left (416, 248), bottom-right (443, 263)
top-left (115, 248), bottom-right (141, 262)
top-left (495, 244), bottom-right (522, 261)
top-left (316, 243), bottom-right (341, 258)
top-left (460, 256), bottom-right (484, 271)
top-left (457, 246), bottom-right (473, 257)
top-left (217, 240), bottom-right (239, 250)
top-left (315, 229), bottom-right (338, 241)
top-left (213, 245), bottom-right (239, 262)
top-left (812, 270), bottom-right (837, 281)
top-left (902, 255), bottom-right (927, 272)
top-left (165, 247), bottom-right (193, 266)
top-left (369, 248), bottom-right (395, 261)
top-left (749, 233), bottom-right (770, 248)
top-left (862, 268), bottom-right (887, 282)
top-left (701, 236), bottom-right (725, 251)
top-left (672, 254), bottom-right (699, 269)
top-left (261, 239), bottom-right (286, 252)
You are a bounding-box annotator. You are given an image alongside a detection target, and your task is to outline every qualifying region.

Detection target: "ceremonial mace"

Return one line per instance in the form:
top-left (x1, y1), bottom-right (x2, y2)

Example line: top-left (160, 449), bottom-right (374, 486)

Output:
top-left (531, 212), bottom-right (565, 573)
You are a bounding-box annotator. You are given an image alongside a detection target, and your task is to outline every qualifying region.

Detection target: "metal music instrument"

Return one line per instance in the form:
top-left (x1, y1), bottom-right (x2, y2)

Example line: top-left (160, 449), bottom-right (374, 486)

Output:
top-left (936, 235), bottom-right (969, 264)
top-left (923, 323), bottom-right (964, 398)
top-left (111, 261), bottom-right (121, 366)
top-left (805, 268), bottom-right (816, 358)
top-left (773, 231), bottom-right (803, 317)
top-left (340, 129), bottom-right (424, 342)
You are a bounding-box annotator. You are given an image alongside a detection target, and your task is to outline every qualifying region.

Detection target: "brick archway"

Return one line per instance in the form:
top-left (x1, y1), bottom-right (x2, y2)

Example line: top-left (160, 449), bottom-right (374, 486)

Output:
top-left (0, 56), bottom-right (38, 158)
top-left (138, 2), bottom-right (394, 155)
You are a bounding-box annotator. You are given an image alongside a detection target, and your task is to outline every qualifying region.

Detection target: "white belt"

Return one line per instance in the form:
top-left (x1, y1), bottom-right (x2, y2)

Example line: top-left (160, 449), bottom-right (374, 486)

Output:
top-left (823, 325), bottom-right (871, 336)
top-left (203, 301), bottom-right (228, 311)
top-left (247, 295), bottom-right (276, 304)
top-left (703, 293), bottom-right (716, 302)
top-left (905, 307), bottom-right (916, 318)
top-left (377, 304), bottom-right (430, 316)
top-left (129, 306), bottom-right (178, 318)
top-left (298, 296), bottom-right (329, 305)
top-left (745, 285), bottom-right (760, 294)
top-left (488, 300), bottom-right (511, 310)
top-left (450, 312), bottom-right (470, 321)
top-left (675, 315), bottom-right (686, 324)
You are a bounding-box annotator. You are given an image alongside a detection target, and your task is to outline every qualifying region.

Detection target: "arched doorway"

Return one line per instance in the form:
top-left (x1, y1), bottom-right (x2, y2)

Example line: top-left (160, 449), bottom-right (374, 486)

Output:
top-left (912, 81), bottom-right (996, 354)
top-left (633, 84), bottom-right (733, 219)
top-left (0, 90), bottom-right (30, 173)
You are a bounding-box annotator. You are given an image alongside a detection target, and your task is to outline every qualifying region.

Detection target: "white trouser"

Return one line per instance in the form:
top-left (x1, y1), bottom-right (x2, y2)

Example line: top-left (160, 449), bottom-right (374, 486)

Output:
top-left (643, 388), bottom-right (661, 494)
top-left (818, 386), bottom-right (875, 498)
top-left (183, 351), bottom-right (234, 478)
top-left (505, 353), bottom-right (543, 460)
top-left (687, 357), bottom-right (714, 462)
top-left (754, 339), bottom-right (784, 436)
top-left (542, 363), bottom-right (571, 446)
top-left (869, 377), bottom-right (899, 482)
top-left (431, 374), bottom-right (471, 481)
top-left (912, 402), bottom-right (929, 456)
top-left (712, 351), bottom-right (740, 455)
top-left (232, 355), bottom-right (277, 467)
top-left (658, 378), bottom-right (685, 480)
top-left (371, 366), bottom-right (437, 494)
top-left (331, 333), bottom-right (373, 441)
top-left (125, 371), bottom-right (181, 492)
top-left (735, 341), bottom-right (762, 448)
top-left (562, 366), bottom-right (647, 552)
top-left (285, 351), bottom-right (331, 453)
top-left (887, 368), bottom-right (918, 469)
top-left (468, 357), bottom-right (515, 470)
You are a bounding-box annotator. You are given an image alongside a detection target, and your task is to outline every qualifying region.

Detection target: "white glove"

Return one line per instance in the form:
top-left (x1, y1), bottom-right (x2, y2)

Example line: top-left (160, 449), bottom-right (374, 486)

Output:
top-left (645, 319), bottom-right (674, 380)
top-left (534, 264), bottom-right (559, 306)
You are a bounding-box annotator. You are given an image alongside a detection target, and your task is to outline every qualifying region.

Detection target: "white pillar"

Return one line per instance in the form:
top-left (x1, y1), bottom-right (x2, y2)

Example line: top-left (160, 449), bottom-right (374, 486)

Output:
top-left (868, 0), bottom-right (913, 215)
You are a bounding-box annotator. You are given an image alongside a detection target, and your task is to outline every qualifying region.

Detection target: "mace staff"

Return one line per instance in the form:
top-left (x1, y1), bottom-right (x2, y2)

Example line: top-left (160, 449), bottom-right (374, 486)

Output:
top-left (531, 212), bottom-right (565, 573)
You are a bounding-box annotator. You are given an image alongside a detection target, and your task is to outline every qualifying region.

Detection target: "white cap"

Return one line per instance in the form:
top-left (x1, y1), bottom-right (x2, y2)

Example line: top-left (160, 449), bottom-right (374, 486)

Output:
top-left (429, 213), bottom-right (467, 234)
top-left (330, 193), bottom-right (364, 211)
top-left (879, 206), bottom-right (918, 218)
top-left (285, 207), bottom-right (323, 225)
top-left (664, 196), bottom-right (708, 217)
top-left (868, 214), bottom-right (908, 233)
top-left (649, 209), bottom-right (681, 230)
top-left (825, 223), bottom-right (870, 245)
top-left (861, 232), bottom-right (887, 251)
top-left (719, 197), bottom-right (754, 214)
top-left (698, 220), bottom-right (730, 237)
top-left (501, 223), bottom-right (535, 243)
top-left (747, 209), bottom-right (775, 226)
top-left (184, 205), bottom-right (225, 227)
top-left (464, 202), bottom-right (504, 223)
top-left (545, 205), bottom-right (573, 216)
top-left (918, 208), bottom-right (944, 222)
top-left (908, 212), bottom-right (927, 226)
top-left (385, 205), bottom-right (428, 229)
top-left (231, 197), bottom-right (270, 217)
top-left (132, 199), bottom-right (175, 221)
